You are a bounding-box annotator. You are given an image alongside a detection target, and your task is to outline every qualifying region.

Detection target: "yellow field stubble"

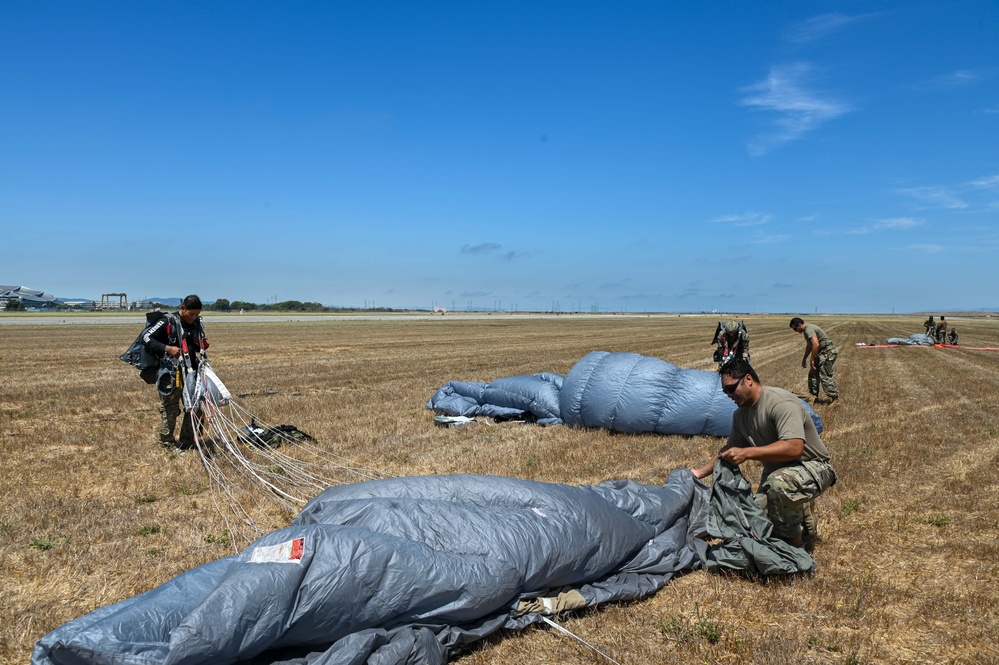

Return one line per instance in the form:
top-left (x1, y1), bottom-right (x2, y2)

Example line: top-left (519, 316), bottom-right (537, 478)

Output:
top-left (1, 315), bottom-right (997, 664)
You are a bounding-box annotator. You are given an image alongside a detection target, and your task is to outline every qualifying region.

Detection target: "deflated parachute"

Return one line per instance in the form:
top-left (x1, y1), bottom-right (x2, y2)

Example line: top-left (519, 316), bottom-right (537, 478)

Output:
top-left (427, 351), bottom-right (822, 436)
top-left (33, 472), bottom-right (710, 665)
top-left (885, 333), bottom-right (936, 346)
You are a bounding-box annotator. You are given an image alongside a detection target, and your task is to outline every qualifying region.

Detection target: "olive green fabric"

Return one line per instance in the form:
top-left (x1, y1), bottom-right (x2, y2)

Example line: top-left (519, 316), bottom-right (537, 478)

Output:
top-left (703, 460), bottom-right (816, 577)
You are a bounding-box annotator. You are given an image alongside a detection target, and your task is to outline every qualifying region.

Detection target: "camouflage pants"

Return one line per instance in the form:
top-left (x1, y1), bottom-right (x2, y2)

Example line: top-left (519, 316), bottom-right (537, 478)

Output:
top-left (159, 387), bottom-right (194, 445)
top-left (755, 460), bottom-right (837, 546)
top-left (808, 346), bottom-right (839, 399)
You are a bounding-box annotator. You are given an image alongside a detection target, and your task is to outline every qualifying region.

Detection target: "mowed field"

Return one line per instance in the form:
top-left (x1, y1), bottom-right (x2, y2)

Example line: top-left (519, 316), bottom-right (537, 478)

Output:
top-left (1, 314), bottom-right (997, 665)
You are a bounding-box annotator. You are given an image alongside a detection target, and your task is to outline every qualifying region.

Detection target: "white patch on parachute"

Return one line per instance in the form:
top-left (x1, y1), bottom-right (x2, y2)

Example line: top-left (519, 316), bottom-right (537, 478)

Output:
top-left (249, 537), bottom-right (305, 564)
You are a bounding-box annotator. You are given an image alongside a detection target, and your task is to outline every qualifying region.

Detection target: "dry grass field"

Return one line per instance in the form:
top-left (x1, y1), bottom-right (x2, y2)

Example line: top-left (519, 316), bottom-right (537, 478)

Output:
top-left (1, 314), bottom-right (997, 665)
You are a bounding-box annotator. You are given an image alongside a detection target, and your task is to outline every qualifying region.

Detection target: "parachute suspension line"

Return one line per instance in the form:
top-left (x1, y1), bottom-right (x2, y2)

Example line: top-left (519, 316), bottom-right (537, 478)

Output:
top-left (174, 354), bottom-right (395, 549)
top-left (540, 617), bottom-right (625, 665)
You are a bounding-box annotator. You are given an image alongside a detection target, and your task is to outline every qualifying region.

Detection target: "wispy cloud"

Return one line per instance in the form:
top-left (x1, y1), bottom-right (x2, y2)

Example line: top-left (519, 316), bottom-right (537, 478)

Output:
top-left (970, 175), bottom-right (999, 189)
top-left (846, 217), bottom-right (924, 235)
top-left (739, 62), bottom-right (852, 155)
top-left (751, 234), bottom-right (790, 244)
top-left (710, 212), bottom-right (772, 226)
top-left (913, 69), bottom-right (996, 92)
top-left (905, 244), bottom-right (945, 253)
top-left (876, 217), bottom-right (923, 230)
top-left (897, 186), bottom-right (968, 210)
top-left (461, 242), bottom-right (501, 254)
top-left (784, 12), bottom-right (878, 44)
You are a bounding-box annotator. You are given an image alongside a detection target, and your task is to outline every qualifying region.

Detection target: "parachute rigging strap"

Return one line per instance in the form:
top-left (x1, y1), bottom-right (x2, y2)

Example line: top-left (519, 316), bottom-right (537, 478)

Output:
top-left (540, 616), bottom-right (625, 665)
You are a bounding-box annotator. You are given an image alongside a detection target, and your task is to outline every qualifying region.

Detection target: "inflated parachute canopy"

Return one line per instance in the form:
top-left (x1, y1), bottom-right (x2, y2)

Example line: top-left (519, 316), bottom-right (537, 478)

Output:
top-left (428, 351), bottom-right (823, 436)
top-left (560, 351), bottom-right (735, 436)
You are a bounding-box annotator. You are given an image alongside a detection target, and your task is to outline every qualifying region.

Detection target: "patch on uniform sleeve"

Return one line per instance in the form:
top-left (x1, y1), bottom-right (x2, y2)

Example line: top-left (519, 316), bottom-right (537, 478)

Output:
top-left (248, 537), bottom-right (305, 564)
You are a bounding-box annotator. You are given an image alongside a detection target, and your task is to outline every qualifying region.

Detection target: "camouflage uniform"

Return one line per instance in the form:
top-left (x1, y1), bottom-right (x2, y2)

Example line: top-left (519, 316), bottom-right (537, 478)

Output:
top-left (935, 320), bottom-right (947, 344)
top-left (727, 386), bottom-right (836, 547)
top-left (803, 323), bottom-right (838, 400)
top-left (711, 321), bottom-right (750, 365)
top-left (755, 460), bottom-right (836, 547)
top-left (143, 310), bottom-right (206, 447)
top-left (159, 381), bottom-right (195, 446)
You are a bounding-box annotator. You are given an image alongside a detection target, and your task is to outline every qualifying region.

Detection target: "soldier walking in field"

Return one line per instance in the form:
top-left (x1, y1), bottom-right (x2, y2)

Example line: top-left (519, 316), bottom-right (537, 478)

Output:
top-left (790, 317), bottom-right (839, 403)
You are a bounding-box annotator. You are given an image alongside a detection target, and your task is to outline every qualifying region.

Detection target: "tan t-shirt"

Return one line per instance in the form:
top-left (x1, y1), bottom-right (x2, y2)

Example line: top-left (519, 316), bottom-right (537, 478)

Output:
top-left (726, 386), bottom-right (830, 476)
top-left (803, 323), bottom-right (835, 352)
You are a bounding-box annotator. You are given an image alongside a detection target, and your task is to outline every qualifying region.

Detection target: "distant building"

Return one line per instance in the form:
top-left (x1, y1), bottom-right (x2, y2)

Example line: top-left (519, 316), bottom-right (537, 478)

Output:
top-left (0, 285), bottom-right (64, 309)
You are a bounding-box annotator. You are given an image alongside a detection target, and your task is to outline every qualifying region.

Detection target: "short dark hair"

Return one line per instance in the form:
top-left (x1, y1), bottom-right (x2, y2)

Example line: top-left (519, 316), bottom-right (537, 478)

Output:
top-left (182, 294), bottom-right (203, 310)
top-left (718, 358), bottom-right (760, 384)
top-left (789, 317), bottom-right (805, 328)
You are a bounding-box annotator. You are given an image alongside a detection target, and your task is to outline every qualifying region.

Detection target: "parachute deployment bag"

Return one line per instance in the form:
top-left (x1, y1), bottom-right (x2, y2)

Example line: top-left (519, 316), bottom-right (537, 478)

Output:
top-left (120, 311), bottom-right (169, 384)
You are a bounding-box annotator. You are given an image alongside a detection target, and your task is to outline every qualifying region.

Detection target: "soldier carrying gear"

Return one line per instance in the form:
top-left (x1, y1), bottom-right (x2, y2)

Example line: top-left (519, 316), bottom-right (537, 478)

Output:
top-left (711, 320), bottom-right (750, 366)
top-left (923, 315), bottom-right (935, 336)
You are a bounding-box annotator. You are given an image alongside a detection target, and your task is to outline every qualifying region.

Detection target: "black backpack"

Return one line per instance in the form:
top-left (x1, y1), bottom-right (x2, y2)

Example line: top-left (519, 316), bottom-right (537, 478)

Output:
top-left (120, 311), bottom-right (174, 384)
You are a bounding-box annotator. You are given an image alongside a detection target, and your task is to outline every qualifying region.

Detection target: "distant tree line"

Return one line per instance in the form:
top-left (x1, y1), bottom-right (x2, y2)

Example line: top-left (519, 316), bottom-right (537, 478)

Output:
top-left (205, 299), bottom-right (403, 313)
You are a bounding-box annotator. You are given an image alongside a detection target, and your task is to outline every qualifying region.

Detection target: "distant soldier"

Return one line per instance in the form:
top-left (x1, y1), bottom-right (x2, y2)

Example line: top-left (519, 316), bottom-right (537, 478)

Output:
top-left (711, 320), bottom-right (750, 366)
top-left (790, 317), bottom-right (839, 403)
top-left (923, 315), bottom-right (935, 336)
top-left (947, 327), bottom-right (959, 345)
top-left (935, 316), bottom-right (948, 344)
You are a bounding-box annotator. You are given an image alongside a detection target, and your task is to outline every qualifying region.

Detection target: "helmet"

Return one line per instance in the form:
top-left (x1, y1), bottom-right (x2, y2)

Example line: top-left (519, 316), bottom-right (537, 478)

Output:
top-left (724, 320), bottom-right (739, 334)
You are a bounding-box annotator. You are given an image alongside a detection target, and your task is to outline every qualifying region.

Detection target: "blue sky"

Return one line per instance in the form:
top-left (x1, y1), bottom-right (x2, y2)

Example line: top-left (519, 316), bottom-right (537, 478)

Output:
top-left (2, 1), bottom-right (997, 313)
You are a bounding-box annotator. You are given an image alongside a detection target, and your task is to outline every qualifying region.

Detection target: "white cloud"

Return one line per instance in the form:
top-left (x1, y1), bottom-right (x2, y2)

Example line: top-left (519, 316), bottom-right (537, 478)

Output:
top-left (913, 69), bottom-right (996, 92)
top-left (848, 217), bottom-right (923, 235)
top-left (751, 234), bottom-right (790, 244)
top-left (970, 175), bottom-right (999, 189)
top-left (897, 186), bottom-right (968, 210)
top-left (784, 12), bottom-right (878, 44)
top-left (875, 217), bottom-right (923, 230)
top-left (905, 244), bottom-right (945, 253)
top-left (740, 63), bottom-right (852, 155)
top-left (710, 212), bottom-right (772, 226)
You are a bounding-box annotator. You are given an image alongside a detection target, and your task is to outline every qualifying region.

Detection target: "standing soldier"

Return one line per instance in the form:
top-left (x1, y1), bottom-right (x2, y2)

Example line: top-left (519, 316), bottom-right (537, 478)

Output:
top-left (935, 316), bottom-right (948, 344)
top-left (141, 294), bottom-right (209, 448)
top-left (711, 320), bottom-right (750, 366)
top-left (923, 315), bottom-right (935, 336)
top-left (790, 317), bottom-right (839, 403)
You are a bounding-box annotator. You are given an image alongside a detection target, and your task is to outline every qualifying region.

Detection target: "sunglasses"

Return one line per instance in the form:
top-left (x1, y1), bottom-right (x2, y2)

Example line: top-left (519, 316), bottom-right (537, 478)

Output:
top-left (721, 374), bottom-right (745, 395)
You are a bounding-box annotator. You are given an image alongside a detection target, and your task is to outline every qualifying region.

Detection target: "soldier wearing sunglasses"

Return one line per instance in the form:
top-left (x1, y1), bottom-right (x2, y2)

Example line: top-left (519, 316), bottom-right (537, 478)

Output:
top-left (691, 359), bottom-right (837, 550)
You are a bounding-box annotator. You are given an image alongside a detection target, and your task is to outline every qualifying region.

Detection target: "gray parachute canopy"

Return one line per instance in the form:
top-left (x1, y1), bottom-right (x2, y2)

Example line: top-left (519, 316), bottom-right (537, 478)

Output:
top-left (886, 333), bottom-right (936, 345)
top-left (427, 351), bottom-right (823, 436)
top-left (33, 472), bottom-right (710, 665)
